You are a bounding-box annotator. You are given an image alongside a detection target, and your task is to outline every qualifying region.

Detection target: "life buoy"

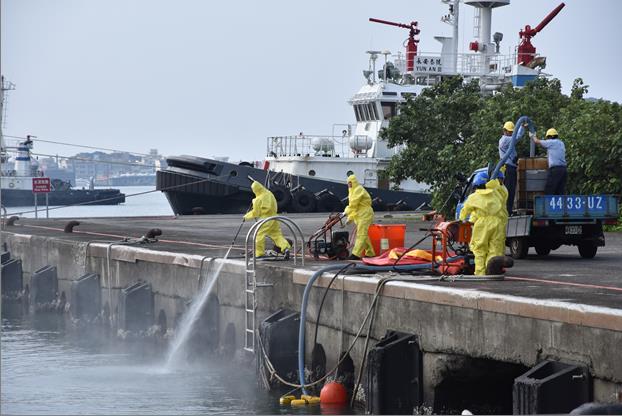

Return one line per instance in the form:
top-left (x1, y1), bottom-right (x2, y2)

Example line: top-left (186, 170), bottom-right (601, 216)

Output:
top-left (270, 184), bottom-right (292, 211)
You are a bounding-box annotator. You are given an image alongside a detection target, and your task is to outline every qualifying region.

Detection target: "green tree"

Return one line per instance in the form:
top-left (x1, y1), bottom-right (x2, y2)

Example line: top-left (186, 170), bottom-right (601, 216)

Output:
top-left (382, 76), bottom-right (621, 216)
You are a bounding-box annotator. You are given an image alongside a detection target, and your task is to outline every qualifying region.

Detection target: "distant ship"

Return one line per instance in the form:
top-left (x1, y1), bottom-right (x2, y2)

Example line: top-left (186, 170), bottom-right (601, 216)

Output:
top-left (109, 173), bottom-right (156, 187)
top-left (0, 137), bottom-right (125, 208)
top-left (157, 0), bottom-right (563, 215)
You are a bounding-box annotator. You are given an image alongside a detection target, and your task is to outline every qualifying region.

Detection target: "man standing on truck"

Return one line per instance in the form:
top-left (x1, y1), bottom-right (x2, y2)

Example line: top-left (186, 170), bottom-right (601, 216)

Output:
top-left (498, 121), bottom-right (519, 213)
top-left (531, 128), bottom-right (567, 195)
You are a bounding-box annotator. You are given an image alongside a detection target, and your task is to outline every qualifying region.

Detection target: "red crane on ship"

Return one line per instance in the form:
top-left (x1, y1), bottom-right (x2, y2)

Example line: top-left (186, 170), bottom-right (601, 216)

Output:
top-left (369, 18), bottom-right (420, 72)
top-left (517, 2), bottom-right (565, 65)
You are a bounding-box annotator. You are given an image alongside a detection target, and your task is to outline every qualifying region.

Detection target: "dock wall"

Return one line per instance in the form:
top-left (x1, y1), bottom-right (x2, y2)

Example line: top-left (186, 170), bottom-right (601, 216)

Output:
top-left (3, 231), bottom-right (621, 405)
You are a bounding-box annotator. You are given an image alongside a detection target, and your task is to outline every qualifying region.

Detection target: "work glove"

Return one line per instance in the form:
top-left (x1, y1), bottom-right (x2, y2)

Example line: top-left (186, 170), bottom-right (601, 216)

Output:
top-left (341, 211), bottom-right (350, 224)
top-left (529, 131), bottom-right (536, 140)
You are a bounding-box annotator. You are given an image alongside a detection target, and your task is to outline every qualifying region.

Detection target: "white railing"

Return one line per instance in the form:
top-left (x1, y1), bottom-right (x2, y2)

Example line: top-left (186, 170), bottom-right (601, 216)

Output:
top-left (266, 135), bottom-right (374, 159)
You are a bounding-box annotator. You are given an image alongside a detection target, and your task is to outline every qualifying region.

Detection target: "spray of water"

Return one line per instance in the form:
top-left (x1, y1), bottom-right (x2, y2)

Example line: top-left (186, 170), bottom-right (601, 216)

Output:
top-left (164, 253), bottom-right (229, 369)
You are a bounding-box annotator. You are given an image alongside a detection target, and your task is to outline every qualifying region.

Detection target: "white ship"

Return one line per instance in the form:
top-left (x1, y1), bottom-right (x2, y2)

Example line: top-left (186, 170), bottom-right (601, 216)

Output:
top-left (158, 0), bottom-right (565, 215)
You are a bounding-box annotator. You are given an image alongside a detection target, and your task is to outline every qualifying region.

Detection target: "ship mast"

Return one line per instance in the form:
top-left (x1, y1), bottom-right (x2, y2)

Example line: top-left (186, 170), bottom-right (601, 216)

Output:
top-left (0, 76), bottom-right (16, 164)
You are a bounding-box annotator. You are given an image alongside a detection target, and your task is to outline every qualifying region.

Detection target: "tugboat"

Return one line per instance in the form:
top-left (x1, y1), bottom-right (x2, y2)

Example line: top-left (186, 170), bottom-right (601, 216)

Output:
top-left (157, 0), bottom-right (564, 215)
top-left (0, 77), bottom-right (125, 208)
top-left (0, 136), bottom-right (126, 208)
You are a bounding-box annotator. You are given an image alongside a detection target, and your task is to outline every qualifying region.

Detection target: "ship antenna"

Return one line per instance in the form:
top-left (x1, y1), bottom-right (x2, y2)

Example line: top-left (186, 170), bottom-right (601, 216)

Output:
top-left (365, 50), bottom-right (380, 84)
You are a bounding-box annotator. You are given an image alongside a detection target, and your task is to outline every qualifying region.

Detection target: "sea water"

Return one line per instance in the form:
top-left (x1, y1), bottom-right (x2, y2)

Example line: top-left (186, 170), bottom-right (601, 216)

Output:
top-left (0, 312), bottom-right (290, 415)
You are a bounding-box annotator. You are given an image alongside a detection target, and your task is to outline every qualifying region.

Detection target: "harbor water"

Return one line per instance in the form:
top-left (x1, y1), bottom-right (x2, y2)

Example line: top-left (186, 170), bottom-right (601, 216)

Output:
top-left (0, 311), bottom-right (289, 415)
top-left (1, 186), bottom-right (288, 415)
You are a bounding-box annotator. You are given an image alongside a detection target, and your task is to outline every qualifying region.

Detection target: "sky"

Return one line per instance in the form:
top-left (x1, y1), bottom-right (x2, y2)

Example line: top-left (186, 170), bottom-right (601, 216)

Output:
top-left (2, 0), bottom-right (621, 161)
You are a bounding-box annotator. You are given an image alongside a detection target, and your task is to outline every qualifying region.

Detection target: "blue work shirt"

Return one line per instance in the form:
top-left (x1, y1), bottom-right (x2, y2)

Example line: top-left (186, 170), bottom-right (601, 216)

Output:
top-left (540, 138), bottom-right (566, 167)
top-left (498, 126), bottom-right (523, 167)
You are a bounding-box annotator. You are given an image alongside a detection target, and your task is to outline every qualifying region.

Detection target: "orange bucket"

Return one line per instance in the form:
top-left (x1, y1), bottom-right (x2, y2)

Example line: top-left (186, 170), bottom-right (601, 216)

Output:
top-left (368, 224), bottom-right (406, 255)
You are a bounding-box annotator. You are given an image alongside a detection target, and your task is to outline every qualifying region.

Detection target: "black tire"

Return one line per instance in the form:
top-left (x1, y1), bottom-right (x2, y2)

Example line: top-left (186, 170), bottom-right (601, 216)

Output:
top-left (578, 242), bottom-right (597, 259)
top-left (291, 190), bottom-right (317, 213)
top-left (371, 197), bottom-right (387, 212)
top-left (317, 192), bottom-right (343, 212)
top-left (238, 161), bottom-right (254, 167)
top-left (509, 238), bottom-right (529, 259)
top-left (270, 184), bottom-right (292, 212)
top-left (535, 243), bottom-right (551, 256)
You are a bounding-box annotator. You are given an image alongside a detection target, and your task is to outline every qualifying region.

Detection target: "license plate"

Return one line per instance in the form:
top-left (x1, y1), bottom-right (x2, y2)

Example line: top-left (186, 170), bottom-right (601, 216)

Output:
top-left (565, 225), bottom-right (582, 235)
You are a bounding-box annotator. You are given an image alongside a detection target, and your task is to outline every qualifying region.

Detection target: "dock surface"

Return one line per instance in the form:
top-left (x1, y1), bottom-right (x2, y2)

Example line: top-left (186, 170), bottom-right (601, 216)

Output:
top-left (4, 213), bottom-right (621, 310)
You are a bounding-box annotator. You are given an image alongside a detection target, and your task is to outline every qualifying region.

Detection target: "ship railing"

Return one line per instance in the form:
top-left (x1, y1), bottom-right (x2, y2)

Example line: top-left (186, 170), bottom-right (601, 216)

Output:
top-left (392, 49), bottom-right (542, 82)
top-left (266, 135), bottom-right (375, 159)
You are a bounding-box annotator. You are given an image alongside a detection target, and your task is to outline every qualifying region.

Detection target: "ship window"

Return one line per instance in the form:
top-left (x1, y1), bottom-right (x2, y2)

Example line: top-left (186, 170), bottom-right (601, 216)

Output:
top-left (368, 103), bottom-right (379, 120)
top-left (308, 170), bottom-right (316, 176)
top-left (229, 170), bottom-right (238, 177)
top-left (354, 105), bottom-right (362, 121)
top-left (381, 101), bottom-right (397, 119)
top-left (382, 91), bottom-right (398, 96)
top-left (362, 104), bottom-right (371, 121)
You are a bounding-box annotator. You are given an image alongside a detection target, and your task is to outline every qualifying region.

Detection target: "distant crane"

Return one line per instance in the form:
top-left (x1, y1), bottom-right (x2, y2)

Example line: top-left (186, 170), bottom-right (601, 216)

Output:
top-left (517, 2), bottom-right (565, 65)
top-left (369, 18), bottom-right (420, 72)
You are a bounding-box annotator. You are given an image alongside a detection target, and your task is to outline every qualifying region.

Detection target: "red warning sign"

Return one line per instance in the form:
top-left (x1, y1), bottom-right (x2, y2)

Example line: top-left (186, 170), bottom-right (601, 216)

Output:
top-left (32, 177), bottom-right (51, 193)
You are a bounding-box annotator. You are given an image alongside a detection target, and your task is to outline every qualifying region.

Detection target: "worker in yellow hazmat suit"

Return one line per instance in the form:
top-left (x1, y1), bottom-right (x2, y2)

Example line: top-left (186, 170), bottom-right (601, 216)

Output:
top-left (244, 181), bottom-right (291, 258)
top-left (343, 174), bottom-right (376, 260)
top-left (485, 172), bottom-right (509, 262)
top-left (459, 172), bottom-right (505, 275)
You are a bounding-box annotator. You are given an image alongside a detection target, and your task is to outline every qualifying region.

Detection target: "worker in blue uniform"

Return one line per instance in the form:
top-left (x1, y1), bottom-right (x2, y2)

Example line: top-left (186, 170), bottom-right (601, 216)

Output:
top-left (531, 128), bottom-right (567, 195)
top-left (498, 120), bottom-right (525, 213)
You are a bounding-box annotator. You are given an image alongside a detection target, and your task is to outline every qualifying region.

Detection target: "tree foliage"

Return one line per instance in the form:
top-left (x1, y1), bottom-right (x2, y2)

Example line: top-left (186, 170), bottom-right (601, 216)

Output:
top-left (382, 76), bottom-right (622, 215)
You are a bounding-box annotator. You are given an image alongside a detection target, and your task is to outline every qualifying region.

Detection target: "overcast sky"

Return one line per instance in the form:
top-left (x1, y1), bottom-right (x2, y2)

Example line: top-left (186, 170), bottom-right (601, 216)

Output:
top-left (2, 0), bottom-right (621, 161)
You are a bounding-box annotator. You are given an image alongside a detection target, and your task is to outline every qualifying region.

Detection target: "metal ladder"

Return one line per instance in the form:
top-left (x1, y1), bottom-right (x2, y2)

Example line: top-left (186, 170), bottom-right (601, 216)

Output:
top-left (243, 215), bottom-right (305, 353)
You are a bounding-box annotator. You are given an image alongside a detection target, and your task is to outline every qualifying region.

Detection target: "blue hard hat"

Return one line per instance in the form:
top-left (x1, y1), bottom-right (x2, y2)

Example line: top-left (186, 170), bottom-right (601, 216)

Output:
top-left (472, 171), bottom-right (489, 186)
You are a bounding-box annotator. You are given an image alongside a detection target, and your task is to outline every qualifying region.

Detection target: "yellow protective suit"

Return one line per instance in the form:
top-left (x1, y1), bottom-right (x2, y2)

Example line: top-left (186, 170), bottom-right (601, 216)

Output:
top-left (486, 179), bottom-right (509, 260)
top-left (244, 181), bottom-right (291, 257)
top-left (344, 175), bottom-right (376, 258)
top-left (459, 180), bottom-right (505, 275)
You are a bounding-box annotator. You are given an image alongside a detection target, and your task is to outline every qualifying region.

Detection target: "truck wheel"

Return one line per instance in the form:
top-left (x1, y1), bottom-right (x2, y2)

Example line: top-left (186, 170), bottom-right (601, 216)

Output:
top-left (509, 238), bottom-right (528, 259)
top-left (578, 243), bottom-right (597, 259)
top-left (535, 244), bottom-right (551, 256)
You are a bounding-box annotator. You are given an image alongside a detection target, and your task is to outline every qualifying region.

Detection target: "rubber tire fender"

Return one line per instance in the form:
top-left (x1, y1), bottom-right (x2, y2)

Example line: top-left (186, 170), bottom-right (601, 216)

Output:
top-left (291, 189), bottom-right (317, 213)
top-left (270, 184), bottom-right (292, 212)
top-left (317, 192), bottom-right (343, 212)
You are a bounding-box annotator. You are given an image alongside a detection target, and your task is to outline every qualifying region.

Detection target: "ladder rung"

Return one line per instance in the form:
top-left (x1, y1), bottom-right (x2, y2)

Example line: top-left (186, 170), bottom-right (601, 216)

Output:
top-left (245, 308), bottom-right (254, 313)
top-left (243, 347), bottom-right (254, 352)
top-left (245, 328), bottom-right (254, 334)
top-left (245, 289), bottom-right (255, 294)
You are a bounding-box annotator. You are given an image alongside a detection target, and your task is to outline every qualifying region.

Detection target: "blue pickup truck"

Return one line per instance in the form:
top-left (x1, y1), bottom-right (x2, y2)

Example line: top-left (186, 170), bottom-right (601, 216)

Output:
top-left (456, 169), bottom-right (619, 259)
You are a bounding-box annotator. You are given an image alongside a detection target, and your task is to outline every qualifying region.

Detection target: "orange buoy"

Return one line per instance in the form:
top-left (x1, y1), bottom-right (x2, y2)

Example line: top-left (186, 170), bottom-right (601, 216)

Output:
top-left (320, 381), bottom-right (348, 405)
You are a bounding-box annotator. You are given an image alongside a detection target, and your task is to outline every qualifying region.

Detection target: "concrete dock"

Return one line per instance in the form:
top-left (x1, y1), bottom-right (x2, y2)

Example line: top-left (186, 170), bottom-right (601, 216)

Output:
top-left (2, 213), bottom-right (621, 412)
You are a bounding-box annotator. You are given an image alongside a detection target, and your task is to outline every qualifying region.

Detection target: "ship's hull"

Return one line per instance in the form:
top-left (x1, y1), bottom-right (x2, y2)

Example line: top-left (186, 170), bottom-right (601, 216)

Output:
top-left (1, 188), bottom-right (126, 207)
top-left (157, 156), bottom-right (430, 215)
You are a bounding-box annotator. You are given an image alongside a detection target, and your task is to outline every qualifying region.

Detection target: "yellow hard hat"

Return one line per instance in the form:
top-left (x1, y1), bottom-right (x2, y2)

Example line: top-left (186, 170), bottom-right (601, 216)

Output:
top-left (546, 128), bottom-right (558, 137)
top-left (503, 121), bottom-right (515, 132)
